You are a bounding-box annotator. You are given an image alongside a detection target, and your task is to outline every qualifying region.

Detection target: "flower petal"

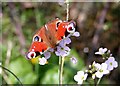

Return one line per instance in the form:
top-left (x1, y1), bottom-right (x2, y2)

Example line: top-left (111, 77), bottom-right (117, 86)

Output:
top-left (95, 47), bottom-right (107, 55)
top-left (95, 71), bottom-right (103, 78)
top-left (113, 61), bottom-right (118, 68)
top-left (55, 51), bottom-right (60, 56)
top-left (101, 63), bottom-right (107, 70)
top-left (103, 70), bottom-right (109, 74)
top-left (59, 40), bottom-right (65, 47)
top-left (95, 52), bottom-right (102, 55)
top-left (94, 63), bottom-right (101, 70)
top-left (74, 74), bottom-right (79, 82)
top-left (44, 51), bottom-right (51, 59)
top-left (108, 57), bottom-right (115, 62)
top-left (64, 46), bottom-right (70, 51)
top-left (70, 56), bottom-right (77, 64)
top-left (73, 32), bottom-right (80, 37)
top-left (39, 57), bottom-right (47, 65)
top-left (78, 80), bottom-right (83, 84)
top-left (107, 65), bottom-right (114, 71)
top-left (74, 71), bottom-right (86, 84)
top-left (103, 48), bottom-right (107, 53)
top-left (83, 73), bottom-right (88, 80)
top-left (64, 37), bottom-right (71, 44)
top-left (77, 71), bottom-right (84, 75)
top-left (49, 48), bottom-right (54, 52)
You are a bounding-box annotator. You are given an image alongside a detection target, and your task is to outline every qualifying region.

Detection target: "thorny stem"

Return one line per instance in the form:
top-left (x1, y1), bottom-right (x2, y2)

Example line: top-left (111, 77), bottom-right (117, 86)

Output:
top-left (0, 65), bottom-right (23, 86)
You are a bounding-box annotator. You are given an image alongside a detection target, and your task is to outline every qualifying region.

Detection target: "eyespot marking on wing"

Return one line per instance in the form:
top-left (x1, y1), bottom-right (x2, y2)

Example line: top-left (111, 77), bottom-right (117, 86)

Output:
top-left (56, 20), bottom-right (62, 30)
top-left (33, 35), bottom-right (41, 42)
top-left (67, 22), bottom-right (75, 33)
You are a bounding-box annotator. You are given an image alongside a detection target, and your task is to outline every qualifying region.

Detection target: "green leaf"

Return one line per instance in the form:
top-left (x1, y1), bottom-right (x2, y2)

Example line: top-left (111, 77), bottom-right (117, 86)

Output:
top-left (8, 57), bottom-right (37, 84)
top-left (41, 66), bottom-right (59, 84)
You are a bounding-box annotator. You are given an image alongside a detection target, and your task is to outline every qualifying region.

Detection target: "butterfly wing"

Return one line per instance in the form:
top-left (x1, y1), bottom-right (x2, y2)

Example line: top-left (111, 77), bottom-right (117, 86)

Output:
top-left (56, 21), bottom-right (76, 40)
top-left (26, 19), bottom-right (62, 59)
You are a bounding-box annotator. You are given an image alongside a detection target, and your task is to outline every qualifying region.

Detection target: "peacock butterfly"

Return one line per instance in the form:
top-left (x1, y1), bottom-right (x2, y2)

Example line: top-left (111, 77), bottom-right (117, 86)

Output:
top-left (26, 18), bottom-right (76, 59)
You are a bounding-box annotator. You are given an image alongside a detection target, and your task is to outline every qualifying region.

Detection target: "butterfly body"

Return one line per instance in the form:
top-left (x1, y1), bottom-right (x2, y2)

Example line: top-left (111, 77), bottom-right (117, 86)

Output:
top-left (26, 18), bottom-right (76, 59)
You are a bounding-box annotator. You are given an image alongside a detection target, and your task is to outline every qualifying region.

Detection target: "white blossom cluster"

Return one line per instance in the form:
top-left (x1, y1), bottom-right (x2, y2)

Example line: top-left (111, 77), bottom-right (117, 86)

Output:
top-left (74, 47), bottom-right (118, 84)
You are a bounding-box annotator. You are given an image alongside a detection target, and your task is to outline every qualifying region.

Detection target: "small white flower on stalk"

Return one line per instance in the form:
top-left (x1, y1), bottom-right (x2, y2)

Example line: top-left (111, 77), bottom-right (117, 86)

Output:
top-left (39, 57), bottom-right (47, 65)
top-left (105, 57), bottom-right (118, 71)
top-left (74, 71), bottom-right (88, 84)
top-left (95, 47), bottom-right (107, 55)
top-left (95, 63), bottom-right (109, 78)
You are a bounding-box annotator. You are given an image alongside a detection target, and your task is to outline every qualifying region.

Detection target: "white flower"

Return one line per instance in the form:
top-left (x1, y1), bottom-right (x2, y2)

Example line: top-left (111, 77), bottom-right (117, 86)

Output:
top-left (39, 57), bottom-right (47, 65)
top-left (95, 47), bottom-right (107, 55)
top-left (105, 57), bottom-right (118, 71)
top-left (92, 61), bottom-right (101, 70)
top-left (74, 71), bottom-right (88, 84)
top-left (55, 38), bottom-right (71, 57)
top-left (55, 45), bottom-right (70, 57)
top-left (95, 63), bottom-right (109, 78)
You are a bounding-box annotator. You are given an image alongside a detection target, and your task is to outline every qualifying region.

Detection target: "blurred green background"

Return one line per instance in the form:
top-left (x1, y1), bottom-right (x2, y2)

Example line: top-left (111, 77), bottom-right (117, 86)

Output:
top-left (1, 2), bottom-right (120, 85)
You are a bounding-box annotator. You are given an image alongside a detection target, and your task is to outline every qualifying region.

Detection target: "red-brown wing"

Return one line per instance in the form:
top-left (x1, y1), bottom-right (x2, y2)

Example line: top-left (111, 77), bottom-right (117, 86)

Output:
top-left (56, 22), bottom-right (69, 40)
top-left (28, 41), bottom-right (48, 53)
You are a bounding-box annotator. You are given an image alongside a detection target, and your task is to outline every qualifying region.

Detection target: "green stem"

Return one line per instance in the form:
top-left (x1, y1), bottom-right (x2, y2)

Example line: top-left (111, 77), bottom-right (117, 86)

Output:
top-left (96, 78), bottom-right (102, 86)
top-left (58, 0), bottom-right (68, 85)
top-left (0, 65), bottom-right (23, 86)
top-left (94, 78), bottom-right (96, 86)
top-left (59, 56), bottom-right (65, 85)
